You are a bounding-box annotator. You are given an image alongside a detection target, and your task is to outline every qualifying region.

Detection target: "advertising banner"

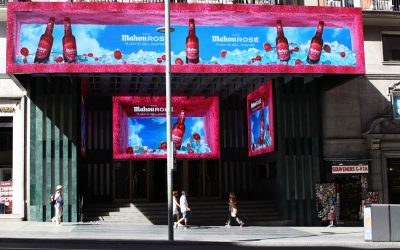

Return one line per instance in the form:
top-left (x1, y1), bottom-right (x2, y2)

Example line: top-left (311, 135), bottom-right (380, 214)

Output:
top-left (247, 81), bottom-right (274, 157)
top-left (7, 3), bottom-right (364, 74)
top-left (113, 96), bottom-right (220, 159)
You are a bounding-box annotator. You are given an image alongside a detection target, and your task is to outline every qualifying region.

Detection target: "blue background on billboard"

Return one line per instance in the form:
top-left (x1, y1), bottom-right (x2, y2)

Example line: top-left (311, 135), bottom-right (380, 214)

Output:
top-left (128, 116), bottom-right (207, 151)
top-left (19, 23), bottom-right (354, 65)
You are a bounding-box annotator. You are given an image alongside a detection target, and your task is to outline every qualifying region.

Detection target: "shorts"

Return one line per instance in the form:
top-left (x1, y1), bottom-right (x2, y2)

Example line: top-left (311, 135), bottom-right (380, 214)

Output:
top-left (173, 208), bottom-right (179, 215)
top-left (182, 211), bottom-right (189, 219)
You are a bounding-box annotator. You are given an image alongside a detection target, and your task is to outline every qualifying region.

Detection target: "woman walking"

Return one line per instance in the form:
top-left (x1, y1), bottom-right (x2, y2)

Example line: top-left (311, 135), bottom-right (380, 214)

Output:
top-left (51, 185), bottom-right (64, 226)
top-left (225, 192), bottom-right (244, 227)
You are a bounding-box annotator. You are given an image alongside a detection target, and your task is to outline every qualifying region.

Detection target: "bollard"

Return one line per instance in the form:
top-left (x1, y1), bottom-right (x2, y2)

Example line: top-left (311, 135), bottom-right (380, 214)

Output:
top-left (364, 204), bottom-right (390, 242)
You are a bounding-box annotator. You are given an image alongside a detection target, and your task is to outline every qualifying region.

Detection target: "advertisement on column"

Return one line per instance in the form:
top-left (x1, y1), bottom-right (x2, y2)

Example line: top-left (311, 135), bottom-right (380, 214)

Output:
top-left (7, 3), bottom-right (365, 74)
top-left (247, 80), bottom-right (274, 157)
top-left (113, 96), bottom-right (220, 159)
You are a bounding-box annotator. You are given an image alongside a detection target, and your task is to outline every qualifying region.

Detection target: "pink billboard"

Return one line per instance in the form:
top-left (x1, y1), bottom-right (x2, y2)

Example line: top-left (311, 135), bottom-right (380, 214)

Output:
top-left (247, 81), bottom-right (275, 157)
top-left (7, 2), bottom-right (364, 74)
top-left (113, 96), bottom-right (220, 159)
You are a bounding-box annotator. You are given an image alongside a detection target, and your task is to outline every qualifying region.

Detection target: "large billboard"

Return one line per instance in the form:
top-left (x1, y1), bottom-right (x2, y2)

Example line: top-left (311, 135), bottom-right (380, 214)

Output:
top-left (7, 3), bottom-right (364, 74)
top-left (247, 81), bottom-right (275, 157)
top-left (113, 96), bottom-right (220, 159)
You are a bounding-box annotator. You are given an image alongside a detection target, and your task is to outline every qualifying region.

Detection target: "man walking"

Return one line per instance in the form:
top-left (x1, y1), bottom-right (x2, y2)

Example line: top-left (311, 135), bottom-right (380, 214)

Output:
top-left (176, 190), bottom-right (191, 228)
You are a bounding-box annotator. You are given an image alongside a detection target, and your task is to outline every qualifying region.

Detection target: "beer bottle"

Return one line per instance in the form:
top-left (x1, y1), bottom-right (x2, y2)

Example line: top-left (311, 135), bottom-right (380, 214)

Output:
top-left (172, 109), bottom-right (187, 150)
top-left (62, 17), bottom-right (77, 63)
top-left (258, 109), bottom-right (265, 145)
top-left (276, 20), bottom-right (290, 62)
top-left (34, 17), bottom-right (55, 64)
top-left (307, 21), bottom-right (324, 64)
top-left (186, 19), bottom-right (199, 64)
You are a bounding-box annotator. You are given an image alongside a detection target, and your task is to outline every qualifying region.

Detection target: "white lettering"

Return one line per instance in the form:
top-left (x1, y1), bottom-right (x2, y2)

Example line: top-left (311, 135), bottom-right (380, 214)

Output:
top-left (250, 98), bottom-right (262, 109)
top-left (212, 35), bottom-right (259, 43)
top-left (121, 34), bottom-right (165, 42)
top-left (133, 106), bottom-right (173, 114)
top-left (332, 165), bottom-right (369, 174)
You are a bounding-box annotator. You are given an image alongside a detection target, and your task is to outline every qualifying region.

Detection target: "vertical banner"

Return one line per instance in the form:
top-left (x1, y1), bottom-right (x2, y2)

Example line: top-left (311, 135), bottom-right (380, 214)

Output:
top-left (247, 80), bottom-right (274, 157)
top-left (80, 95), bottom-right (86, 158)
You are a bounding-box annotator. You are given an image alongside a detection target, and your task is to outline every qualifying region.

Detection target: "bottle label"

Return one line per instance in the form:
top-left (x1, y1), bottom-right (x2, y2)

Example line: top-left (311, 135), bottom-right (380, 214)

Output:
top-left (36, 39), bottom-right (51, 59)
top-left (277, 42), bottom-right (289, 61)
top-left (172, 129), bottom-right (184, 146)
top-left (63, 41), bottom-right (77, 61)
top-left (186, 41), bottom-right (198, 60)
top-left (308, 42), bottom-right (322, 61)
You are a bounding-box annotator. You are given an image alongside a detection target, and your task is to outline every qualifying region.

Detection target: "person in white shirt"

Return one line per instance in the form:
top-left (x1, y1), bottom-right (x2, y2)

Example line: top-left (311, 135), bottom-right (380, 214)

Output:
top-left (51, 185), bottom-right (64, 226)
top-left (176, 190), bottom-right (191, 228)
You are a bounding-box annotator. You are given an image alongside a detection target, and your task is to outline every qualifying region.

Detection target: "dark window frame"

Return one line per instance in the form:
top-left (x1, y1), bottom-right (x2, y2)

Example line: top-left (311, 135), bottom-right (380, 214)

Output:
top-left (382, 32), bottom-right (400, 63)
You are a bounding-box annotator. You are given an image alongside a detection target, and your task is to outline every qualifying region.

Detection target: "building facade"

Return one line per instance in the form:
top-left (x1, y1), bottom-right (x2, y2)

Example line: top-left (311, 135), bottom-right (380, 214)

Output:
top-left (0, 0), bottom-right (399, 226)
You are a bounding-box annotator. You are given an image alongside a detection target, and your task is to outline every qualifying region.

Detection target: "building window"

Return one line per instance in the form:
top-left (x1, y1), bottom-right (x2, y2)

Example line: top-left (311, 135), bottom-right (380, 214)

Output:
top-left (392, 92), bottom-right (400, 119)
top-left (382, 33), bottom-right (400, 62)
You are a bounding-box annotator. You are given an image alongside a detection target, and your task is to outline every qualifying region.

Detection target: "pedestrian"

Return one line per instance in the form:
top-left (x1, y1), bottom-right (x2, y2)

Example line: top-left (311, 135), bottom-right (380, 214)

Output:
top-left (176, 190), bottom-right (191, 228)
top-left (328, 206), bottom-right (335, 227)
top-left (225, 192), bottom-right (244, 227)
top-left (172, 190), bottom-right (181, 227)
top-left (51, 185), bottom-right (64, 226)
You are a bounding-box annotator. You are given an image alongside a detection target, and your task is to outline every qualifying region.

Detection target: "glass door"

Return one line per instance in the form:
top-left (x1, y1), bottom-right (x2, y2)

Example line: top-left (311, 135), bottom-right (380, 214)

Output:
top-left (114, 160), bottom-right (148, 201)
top-left (187, 159), bottom-right (220, 199)
top-left (388, 159), bottom-right (400, 204)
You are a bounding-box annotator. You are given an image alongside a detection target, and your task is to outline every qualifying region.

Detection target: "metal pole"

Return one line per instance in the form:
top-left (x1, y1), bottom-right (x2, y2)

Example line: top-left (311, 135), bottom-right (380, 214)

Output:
top-left (164, 0), bottom-right (174, 241)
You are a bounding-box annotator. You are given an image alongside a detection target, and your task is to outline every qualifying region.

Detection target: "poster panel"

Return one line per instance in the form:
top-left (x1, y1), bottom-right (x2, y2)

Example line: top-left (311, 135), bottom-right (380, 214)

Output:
top-left (7, 3), bottom-right (365, 74)
top-left (113, 96), bottom-right (220, 159)
top-left (247, 80), bottom-right (274, 157)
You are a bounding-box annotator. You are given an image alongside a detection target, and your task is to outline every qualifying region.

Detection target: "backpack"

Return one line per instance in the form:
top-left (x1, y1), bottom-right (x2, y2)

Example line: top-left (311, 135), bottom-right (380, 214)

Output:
top-left (49, 194), bottom-right (56, 206)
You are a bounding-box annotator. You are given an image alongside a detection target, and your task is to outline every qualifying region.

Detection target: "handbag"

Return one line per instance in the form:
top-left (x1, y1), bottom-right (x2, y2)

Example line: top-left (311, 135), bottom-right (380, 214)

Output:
top-left (231, 207), bottom-right (238, 217)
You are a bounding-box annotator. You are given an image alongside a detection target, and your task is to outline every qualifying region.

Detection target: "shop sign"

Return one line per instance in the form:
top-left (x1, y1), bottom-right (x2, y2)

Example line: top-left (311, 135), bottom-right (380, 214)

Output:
top-left (332, 165), bottom-right (369, 174)
top-left (0, 106), bottom-right (16, 113)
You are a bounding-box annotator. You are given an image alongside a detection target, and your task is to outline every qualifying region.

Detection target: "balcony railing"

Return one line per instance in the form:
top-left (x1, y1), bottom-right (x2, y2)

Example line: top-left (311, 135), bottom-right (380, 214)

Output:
top-left (321, 0), bottom-right (400, 10)
top-left (362, 0), bottom-right (400, 10)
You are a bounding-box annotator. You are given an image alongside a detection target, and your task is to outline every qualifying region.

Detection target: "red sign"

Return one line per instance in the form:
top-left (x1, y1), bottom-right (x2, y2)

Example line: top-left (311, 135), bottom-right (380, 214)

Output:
top-left (331, 165), bottom-right (368, 174)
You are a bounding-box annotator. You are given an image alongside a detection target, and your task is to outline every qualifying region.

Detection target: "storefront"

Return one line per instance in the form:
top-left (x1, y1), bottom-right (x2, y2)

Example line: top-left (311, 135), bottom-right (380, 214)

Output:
top-left (316, 160), bottom-right (379, 226)
top-left (0, 98), bottom-right (25, 219)
top-left (6, 2), bottom-right (365, 224)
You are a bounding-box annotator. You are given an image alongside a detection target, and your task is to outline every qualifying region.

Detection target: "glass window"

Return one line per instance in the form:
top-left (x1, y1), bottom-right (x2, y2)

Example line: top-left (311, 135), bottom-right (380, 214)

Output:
top-left (382, 34), bottom-right (400, 62)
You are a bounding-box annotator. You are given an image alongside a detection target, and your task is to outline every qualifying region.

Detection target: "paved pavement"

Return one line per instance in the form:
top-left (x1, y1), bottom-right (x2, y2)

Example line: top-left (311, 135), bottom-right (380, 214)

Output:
top-left (0, 221), bottom-right (399, 249)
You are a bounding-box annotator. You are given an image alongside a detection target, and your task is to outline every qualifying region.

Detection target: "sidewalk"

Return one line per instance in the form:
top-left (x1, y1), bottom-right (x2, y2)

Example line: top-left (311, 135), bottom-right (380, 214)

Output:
top-left (0, 221), bottom-right (399, 249)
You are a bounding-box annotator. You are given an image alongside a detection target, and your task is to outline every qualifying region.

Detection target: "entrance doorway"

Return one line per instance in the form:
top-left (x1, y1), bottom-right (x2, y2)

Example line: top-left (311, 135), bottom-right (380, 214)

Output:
top-left (0, 117), bottom-right (13, 214)
top-left (114, 161), bottom-right (148, 201)
top-left (387, 159), bottom-right (400, 204)
top-left (113, 159), bottom-right (220, 202)
top-left (334, 176), bottom-right (362, 224)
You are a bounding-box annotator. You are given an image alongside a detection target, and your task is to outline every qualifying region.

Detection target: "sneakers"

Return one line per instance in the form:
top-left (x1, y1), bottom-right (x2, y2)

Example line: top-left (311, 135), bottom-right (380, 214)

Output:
top-left (225, 224), bottom-right (231, 228)
top-left (240, 222), bottom-right (245, 227)
top-left (51, 218), bottom-right (55, 223)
